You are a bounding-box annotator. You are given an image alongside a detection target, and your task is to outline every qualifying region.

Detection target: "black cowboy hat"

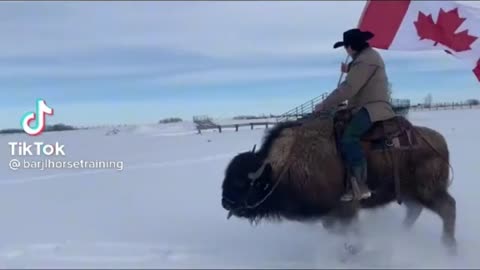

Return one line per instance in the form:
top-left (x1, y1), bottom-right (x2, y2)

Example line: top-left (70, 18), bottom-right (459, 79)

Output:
top-left (333, 28), bottom-right (375, 49)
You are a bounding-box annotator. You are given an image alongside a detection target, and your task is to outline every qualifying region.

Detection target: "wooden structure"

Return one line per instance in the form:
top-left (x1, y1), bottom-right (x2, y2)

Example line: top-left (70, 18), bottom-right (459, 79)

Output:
top-left (197, 121), bottom-right (276, 134)
top-left (194, 93), bottom-right (414, 134)
top-left (409, 102), bottom-right (480, 111)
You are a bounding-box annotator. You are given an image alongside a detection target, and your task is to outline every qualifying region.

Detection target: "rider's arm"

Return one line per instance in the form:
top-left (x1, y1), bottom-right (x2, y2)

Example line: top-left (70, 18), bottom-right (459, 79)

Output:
top-left (318, 60), bottom-right (377, 111)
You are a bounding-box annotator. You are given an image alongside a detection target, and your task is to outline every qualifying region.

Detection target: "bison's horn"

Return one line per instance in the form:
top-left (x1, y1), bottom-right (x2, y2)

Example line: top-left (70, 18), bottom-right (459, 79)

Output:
top-left (248, 162), bottom-right (267, 181)
top-left (251, 144), bottom-right (257, 153)
top-left (227, 210), bottom-right (234, 220)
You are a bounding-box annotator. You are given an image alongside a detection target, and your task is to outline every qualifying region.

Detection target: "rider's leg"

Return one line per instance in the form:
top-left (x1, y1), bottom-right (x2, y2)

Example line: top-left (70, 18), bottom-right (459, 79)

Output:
top-left (339, 108), bottom-right (374, 201)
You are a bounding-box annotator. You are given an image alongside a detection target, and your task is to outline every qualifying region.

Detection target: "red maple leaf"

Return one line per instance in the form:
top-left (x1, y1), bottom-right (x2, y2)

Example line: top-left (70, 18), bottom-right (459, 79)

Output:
top-left (414, 8), bottom-right (478, 53)
top-left (473, 59), bottom-right (480, 82)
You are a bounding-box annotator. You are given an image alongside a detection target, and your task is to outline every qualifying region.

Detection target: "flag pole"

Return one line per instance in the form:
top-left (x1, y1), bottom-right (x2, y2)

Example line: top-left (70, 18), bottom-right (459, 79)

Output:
top-left (336, 0), bottom-right (371, 87)
top-left (336, 55), bottom-right (350, 86)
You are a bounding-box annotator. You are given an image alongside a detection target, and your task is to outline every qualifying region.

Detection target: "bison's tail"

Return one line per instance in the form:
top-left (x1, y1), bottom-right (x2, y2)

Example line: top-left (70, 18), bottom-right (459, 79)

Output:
top-left (412, 127), bottom-right (454, 188)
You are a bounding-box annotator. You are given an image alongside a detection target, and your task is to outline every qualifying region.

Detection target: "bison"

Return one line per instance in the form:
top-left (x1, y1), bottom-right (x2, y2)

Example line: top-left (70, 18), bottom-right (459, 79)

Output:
top-left (221, 111), bottom-right (457, 255)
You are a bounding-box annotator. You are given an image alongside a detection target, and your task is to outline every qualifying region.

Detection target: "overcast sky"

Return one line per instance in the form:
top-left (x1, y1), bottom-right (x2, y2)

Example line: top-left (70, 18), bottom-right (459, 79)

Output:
top-left (0, 1), bottom-right (479, 128)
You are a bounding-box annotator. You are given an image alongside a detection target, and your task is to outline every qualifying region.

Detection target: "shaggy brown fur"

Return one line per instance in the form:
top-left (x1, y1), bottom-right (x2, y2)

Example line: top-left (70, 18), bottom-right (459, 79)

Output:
top-left (221, 115), bottom-right (457, 253)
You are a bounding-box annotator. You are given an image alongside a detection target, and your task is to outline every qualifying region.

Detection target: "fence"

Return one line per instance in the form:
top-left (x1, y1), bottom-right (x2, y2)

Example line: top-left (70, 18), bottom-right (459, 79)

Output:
top-left (276, 94), bottom-right (411, 122)
top-left (194, 93), bottom-right (480, 134)
top-left (194, 94), bottom-right (414, 133)
top-left (391, 98), bottom-right (411, 116)
top-left (276, 92), bottom-right (329, 122)
top-left (409, 102), bottom-right (480, 111)
top-left (196, 121), bottom-right (277, 134)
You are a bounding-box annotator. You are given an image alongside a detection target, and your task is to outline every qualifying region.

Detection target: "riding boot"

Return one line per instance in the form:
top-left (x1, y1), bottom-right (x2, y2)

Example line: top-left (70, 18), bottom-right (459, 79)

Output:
top-left (340, 161), bottom-right (371, 201)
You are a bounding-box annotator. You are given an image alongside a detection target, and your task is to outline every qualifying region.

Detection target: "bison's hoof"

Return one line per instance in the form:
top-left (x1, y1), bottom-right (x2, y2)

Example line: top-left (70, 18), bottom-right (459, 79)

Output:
top-left (344, 242), bottom-right (361, 255)
top-left (447, 244), bottom-right (458, 256)
top-left (442, 235), bottom-right (458, 256)
top-left (339, 242), bottom-right (362, 263)
top-left (402, 219), bottom-right (415, 230)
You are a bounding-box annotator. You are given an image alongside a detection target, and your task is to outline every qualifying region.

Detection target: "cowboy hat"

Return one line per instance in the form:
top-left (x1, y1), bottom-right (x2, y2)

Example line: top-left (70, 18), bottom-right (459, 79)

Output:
top-left (333, 28), bottom-right (374, 49)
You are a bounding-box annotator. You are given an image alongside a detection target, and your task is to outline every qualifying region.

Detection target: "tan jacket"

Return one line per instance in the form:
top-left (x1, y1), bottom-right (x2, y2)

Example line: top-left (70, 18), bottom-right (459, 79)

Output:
top-left (320, 47), bottom-right (396, 123)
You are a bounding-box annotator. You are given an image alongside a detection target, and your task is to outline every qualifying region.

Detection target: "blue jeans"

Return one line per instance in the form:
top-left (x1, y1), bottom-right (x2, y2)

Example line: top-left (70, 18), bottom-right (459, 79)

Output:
top-left (340, 108), bottom-right (373, 167)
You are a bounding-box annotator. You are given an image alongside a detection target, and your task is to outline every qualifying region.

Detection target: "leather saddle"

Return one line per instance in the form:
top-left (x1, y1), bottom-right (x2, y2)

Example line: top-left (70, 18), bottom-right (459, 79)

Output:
top-left (333, 109), bottom-right (417, 151)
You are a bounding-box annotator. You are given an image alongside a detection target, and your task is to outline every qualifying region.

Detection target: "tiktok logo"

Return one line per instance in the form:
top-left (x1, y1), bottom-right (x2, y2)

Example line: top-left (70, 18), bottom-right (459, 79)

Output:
top-left (20, 99), bottom-right (54, 136)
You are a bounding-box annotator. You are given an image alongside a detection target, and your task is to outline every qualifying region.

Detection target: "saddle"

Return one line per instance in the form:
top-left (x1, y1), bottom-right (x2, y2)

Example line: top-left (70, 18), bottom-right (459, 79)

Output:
top-left (333, 109), bottom-right (417, 151)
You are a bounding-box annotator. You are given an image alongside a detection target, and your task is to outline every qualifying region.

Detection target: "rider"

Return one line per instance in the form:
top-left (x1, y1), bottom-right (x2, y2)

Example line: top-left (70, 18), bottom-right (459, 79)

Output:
top-left (315, 28), bottom-right (396, 201)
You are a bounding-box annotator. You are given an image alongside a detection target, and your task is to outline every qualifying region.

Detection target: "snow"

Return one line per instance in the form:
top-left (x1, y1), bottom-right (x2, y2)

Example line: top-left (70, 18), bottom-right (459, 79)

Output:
top-left (128, 122), bottom-right (199, 137)
top-left (0, 109), bottom-right (479, 268)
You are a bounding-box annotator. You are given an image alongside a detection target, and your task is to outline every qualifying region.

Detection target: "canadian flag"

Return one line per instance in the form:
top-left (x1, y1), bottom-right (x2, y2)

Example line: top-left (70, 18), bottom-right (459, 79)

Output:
top-left (358, 0), bottom-right (480, 81)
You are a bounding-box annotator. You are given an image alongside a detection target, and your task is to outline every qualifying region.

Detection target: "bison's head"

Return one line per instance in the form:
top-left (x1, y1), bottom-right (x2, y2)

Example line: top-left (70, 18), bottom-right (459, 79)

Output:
top-left (221, 145), bottom-right (274, 221)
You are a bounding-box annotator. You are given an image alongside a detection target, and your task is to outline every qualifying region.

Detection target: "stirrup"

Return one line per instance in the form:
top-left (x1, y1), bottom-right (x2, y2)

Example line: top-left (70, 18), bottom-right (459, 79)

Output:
top-left (349, 176), bottom-right (371, 201)
top-left (340, 190), bottom-right (370, 202)
top-left (340, 192), bottom-right (354, 201)
top-left (359, 190), bottom-right (371, 199)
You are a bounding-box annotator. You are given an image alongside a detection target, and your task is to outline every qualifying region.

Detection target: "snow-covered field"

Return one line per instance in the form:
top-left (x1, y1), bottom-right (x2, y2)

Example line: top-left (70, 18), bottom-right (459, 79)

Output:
top-left (0, 109), bottom-right (479, 268)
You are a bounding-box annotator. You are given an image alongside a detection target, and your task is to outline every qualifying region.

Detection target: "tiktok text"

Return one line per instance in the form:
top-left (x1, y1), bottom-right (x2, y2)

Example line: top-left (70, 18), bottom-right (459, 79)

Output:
top-left (8, 142), bottom-right (66, 156)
